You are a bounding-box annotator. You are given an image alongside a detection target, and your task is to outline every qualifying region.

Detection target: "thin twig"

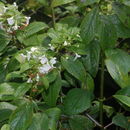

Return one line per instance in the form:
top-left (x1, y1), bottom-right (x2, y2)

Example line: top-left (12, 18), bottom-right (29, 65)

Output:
top-left (104, 122), bottom-right (113, 129)
top-left (85, 113), bottom-right (103, 128)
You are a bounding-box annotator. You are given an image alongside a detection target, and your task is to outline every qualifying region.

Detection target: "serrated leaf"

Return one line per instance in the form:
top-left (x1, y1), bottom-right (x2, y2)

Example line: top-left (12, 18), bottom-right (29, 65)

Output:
top-left (61, 57), bottom-right (86, 82)
top-left (44, 73), bottom-right (62, 107)
top-left (105, 49), bottom-right (130, 88)
top-left (98, 15), bottom-right (117, 50)
top-left (112, 113), bottom-right (130, 129)
top-left (9, 103), bottom-right (33, 130)
top-left (113, 2), bottom-right (130, 28)
top-left (0, 30), bottom-right (11, 52)
top-left (63, 88), bottom-right (92, 115)
top-left (69, 115), bottom-right (94, 130)
top-left (80, 8), bottom-right (99, 45)
top-left (45, 108), bottom-right (61, 130)
top-left (82, 40), bottom-right (100, 77)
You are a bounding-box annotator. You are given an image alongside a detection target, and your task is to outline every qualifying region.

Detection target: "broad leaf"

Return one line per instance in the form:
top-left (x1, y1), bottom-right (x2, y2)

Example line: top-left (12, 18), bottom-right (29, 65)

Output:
top-left (1, 124), bottom-right (10, 130)
top-left (112, 113), bottom-right (130, 129)
top-left (110, 15), bottom-right (130, 38)
top-left (9, 103), bottom-right (33, 130)
top-left (61, 57), bottom-right (86, 82)
top-left (82, 40), bottom-right (100, 77)
top-left (80, 8), bottom-right (99, 45)
top-left (51, 0), bottom-right (75, 7)
top-left (45, 108), bottom-right (61, 130)
top-left (28, 113), bottom-right (49, 130)
top-left (114, 95), bottom-right (130, 107)
top-left (113, 2), bottom-right (130, 28)
top-left (98, 15), bottom-right (117, 50)
top-left (77, 0), bottom-right (100, 6)
top-left (105, 49), bottom-right (130, 88)
top-left (63, 88), bottom-right (92, 115)
top-left (69, 115), bottom-right (94, 130)
top-left (44, 73), bottom-right (62, 107)
top-left (0, 30), bottom-right (11, 52)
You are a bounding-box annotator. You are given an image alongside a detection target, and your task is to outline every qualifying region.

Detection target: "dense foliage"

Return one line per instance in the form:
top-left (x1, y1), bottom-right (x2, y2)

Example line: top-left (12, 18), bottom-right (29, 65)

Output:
top-left (0, 0), bottom-right (130, 130)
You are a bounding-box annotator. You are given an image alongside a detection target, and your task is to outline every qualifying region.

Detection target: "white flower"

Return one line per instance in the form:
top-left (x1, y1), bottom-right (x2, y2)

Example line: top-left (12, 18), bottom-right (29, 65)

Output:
top-left (7, 17), bottom-right (14, 25)
top-left (48, 44), bottom-right (55, 50)
top-left (25, 16), bottom-right (31, 25)
top-left (12, 23), bottom-right (19, 30)
top-left (40, 56), bottom-right (48, 65)
top-left (13, 2), bottom-right (17, 7)
top-left (20, 53), bottom-right (27, 61)
top-left (31, 47), bottom-right (37, 52)
top-left (26, 51), bottom-right (32, 61)
top-left (63, 41), bottom-right (68, 46)
top-left (36, 74), bottom-right (40, 82)
top-left (27, 78), bottom-right (33, 83)
top-left (39, 63), bottom-right (52, 74)
top-left (74, 53), bottom-right (81, 61)
top-left (50, 57), bottom-right (57, 65)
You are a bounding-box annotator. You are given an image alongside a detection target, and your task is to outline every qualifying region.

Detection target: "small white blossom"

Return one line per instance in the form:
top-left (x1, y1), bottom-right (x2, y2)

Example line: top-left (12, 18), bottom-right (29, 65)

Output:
top-left (12, 23), bottom-right (19, 30)
top-left (63, 41), bottom-right (70, 46)
top-left (31, 47), bottom-right (37, 52)
top-left (74, 53), bottom-right (81, 61)
top-left (39, 63), bottom-right (52, 74)
top-left (36, 74), bottom-right (40, 82)
top-left (26, 51), bottom-right (32, 61)
top-left (27, 78), bottom-right (33, 83)
top-left (50, 57), bottom-right (57, 65)
top-left (48, 44), bottom-right (55, 50)
top-left (25, 16), bottom-right (31, 25)
top-left (20, 53), bottom-right (27, 61)
top-left (0, 22), bottom-right (4, 30)
top-left (40, 56), bottom-right (48, 65)
top-left (7, 17), bottom-right (14, 25)
top-left (13, 2), bottom-right (17, 7)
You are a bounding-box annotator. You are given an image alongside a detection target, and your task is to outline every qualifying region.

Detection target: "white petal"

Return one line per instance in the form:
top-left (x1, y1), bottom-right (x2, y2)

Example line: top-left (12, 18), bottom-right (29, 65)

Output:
top-left (50, 57), bottom-right (57, 65)
top-left (7, 17), bottom-right (14, 25)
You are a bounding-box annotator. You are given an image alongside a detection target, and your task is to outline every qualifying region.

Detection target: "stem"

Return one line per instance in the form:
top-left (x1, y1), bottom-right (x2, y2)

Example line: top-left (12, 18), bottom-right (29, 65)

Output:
top-left (85, 113), bottom-right (103, 128)
top-left (51, 7), bottom-right (56, 27)
top-left (104, 122), bottom-right (113, 129)
top-left (99, 52), bottom-right (105, 129)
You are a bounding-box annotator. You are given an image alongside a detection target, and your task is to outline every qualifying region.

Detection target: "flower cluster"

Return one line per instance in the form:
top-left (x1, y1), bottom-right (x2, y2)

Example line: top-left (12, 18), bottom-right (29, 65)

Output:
top-left (0, 2), bottom-right (31, 33)
top-left (17, 47), bottom-right (57, 83)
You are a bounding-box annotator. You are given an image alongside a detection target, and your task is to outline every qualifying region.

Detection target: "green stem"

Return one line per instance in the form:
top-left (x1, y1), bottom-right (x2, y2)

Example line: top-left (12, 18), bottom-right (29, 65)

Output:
top-left (99, 52), bottom-right (105, 129)
top-left (51, 7), bottom-right (56, 27)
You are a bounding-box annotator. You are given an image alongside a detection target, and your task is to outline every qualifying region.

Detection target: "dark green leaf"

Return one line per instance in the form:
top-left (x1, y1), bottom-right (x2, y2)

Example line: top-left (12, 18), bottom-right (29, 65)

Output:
top-left (105, 49), bottom-right (130, 88)
top-left (61, 57), bottom-right (86, 82)
top-left (9, 103), bottom-right (33, 130)
top-left (80, 8), bottom-right (99, 45)
top-left (69, 115), bottom-right (94, 130)
top-left (63, 88), bottom-right (92, 115)
top-left (113, 2), bottom-right (130, 28)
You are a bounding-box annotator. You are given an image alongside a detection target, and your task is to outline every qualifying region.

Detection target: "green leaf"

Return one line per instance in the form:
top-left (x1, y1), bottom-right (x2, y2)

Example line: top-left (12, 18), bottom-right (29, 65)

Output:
top-left (114, 95), bottom-right (130, 107)
top-left (109, 15), bottom-right (130, 38)
top-left (17, 22), bottom-right (48, 46)
top-left (51, 0), bottom-right (75, 7)
top-left (116, 86), bottom-right (130, 96)
top-left (82, 40), bottom-right (100, 77)
top-left (63, 88), bottom-right (92, 115)
top-left (80, 8), bottom-right (99, 45)
top-left (69, 115), bottom-right (94, 130)
top-left (1, 124), bottom-right (10, 130)
top-left (45, 108), bottom-right (61, 130)
top-left (61, 57), bottom-right (86, 82)
top-left (28, 113), bottom-right (49, 130)
top-left (0, 83), bottom-right (18, 100)
top-left (112, 113), bottom-right (130, 129)
top-left (0, 30), bottom-right (11, 52)
top-left (98, 15), bottom-right (117, 50)
top-left (105, 49), bottom-right (130, 88)
top-left (9, 103), bottom-right (33, 130)
top-left (113, 2), bottom-right (130, 28)
top-left (44, 73), bottom-right (62, 107)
